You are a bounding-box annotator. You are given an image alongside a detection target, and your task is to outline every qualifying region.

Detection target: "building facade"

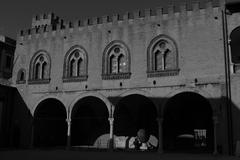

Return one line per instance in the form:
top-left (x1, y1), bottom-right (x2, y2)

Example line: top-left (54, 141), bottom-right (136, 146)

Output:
top-left (10, 0), bottom-right (240, 155)
top-left (0, 35), bottom-right (18, 148)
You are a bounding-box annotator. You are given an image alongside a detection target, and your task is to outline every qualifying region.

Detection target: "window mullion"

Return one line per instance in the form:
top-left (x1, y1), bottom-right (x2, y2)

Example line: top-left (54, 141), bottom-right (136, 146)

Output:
top-left (75, 58), bottom-right (78, 77)
top-left (40, 62), bottom-right (43, 79)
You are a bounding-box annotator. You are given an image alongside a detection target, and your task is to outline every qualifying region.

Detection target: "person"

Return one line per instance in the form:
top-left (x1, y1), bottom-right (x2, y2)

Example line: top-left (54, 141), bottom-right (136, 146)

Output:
top-left (133, 129), bottom-right (152, 150)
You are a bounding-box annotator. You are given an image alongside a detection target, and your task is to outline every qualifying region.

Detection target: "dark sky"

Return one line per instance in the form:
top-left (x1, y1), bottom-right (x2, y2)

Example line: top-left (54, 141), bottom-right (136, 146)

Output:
top-left (0, 0), bottom-right (238, 39)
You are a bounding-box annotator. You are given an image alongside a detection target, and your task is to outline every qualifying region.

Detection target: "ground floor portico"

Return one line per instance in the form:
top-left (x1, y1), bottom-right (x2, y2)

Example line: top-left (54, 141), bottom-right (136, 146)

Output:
top-left (22, 83), bottom-right (227, 154)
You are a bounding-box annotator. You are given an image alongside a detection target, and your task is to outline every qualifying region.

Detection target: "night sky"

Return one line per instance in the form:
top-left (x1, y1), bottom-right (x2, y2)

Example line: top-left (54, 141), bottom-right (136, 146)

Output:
top-left (0, 0), bottom-right (238, 39)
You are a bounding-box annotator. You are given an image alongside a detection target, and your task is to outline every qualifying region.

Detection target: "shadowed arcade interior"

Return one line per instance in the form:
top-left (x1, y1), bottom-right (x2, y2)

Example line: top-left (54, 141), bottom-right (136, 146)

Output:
top-left (230, 26), bottom-right (240, 64)
top-left (163, 92), bottom-right (214, 153)
top-left (114, 94), bottom-right (158, 141)
top-left (70, 96), bottom-right (109, 147)
top-left (33, 98), bottom-right (67, 147)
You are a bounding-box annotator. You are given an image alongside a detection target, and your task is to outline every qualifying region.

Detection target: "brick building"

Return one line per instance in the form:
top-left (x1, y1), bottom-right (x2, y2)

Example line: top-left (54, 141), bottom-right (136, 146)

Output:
top-left (10, 0), bottom-right (240, 155)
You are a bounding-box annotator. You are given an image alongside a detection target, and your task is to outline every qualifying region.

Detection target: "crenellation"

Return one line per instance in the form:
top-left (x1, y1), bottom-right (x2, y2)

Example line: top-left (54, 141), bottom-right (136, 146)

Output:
top-left (133, 10), bottom-right (141, 19)
top-left (156, 7), bottom-right (164, 17)
top-left (123, 12), bottom-right (130, 21)
top-left (167, 5), bottom-right (175, 17)
top-left (43, 25), bottom-right (48, 32)
top-left (144, 8), bottom-right (151, 18)
top-left (69, 21), bottom-right (73, 28)
top-left (206, 0), bottom-right (213, 10)
top-left (193, 1), bottom-right (200, 12)
top-left (27, 29), bottom-right (31, 35)
top-left (180, 2), bottom-right (187, 14)
top-left (17, 1), bottom-right (223, 41)
top-left (39, 25), bottom-right (45, 34)
top-left (112, 14), bottom-right (120, 23)
top-left (31, 28), bottom-right (36, 35)
top-left (56, 23), bottom-right (61, 31)
top-left (102, 15), bottom-right (110, 23)
top-left (83, 18), bottom-right (89, 26)
top-left (39, 14), bottom-right (44, 21)
top-left (92, 17), bottom-right (99, 25)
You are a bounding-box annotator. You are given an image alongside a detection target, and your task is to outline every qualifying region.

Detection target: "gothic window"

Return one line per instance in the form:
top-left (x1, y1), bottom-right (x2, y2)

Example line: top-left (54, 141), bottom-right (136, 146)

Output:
top-left (28, 50), bottom-right (51, 84)
top-left (16, 68), bottom-right (26, 84)
top-left (102, 40), bottom-right (131, 80)
top-left (230, 26), bottom-right (240, 73)
top-left (147, 35), bottom-right (179, 77)
top-left (63, 45), bottom-right (88, 82)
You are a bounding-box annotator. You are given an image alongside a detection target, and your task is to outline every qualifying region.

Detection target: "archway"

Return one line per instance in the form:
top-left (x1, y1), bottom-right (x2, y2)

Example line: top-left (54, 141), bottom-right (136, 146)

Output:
top-left (163, 92), bottom-right (213, 153)
top-left (230, 26), bottom-right (240, 64)
top-left (33, 98), bottom-right (67, 147)
top-left (70, 96), bottom-right (109, 147)
top-left (114, 94), bottom-right (158, 141)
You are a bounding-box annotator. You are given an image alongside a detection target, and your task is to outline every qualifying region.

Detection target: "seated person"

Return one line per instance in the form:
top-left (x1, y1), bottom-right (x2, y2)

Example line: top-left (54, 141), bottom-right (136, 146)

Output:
top-left (132, 129), bottom-right (154, 150)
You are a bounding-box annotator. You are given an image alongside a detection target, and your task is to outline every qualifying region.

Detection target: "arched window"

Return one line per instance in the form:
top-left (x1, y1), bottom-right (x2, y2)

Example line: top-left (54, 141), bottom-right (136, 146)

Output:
top-left (147, 35), bottom-right (179, 77)
top-left (230, 26), bottom-right (240, 73)
top-left (16, 68), bottom-right (26, 84)
top-left (63, 45), bottom-right (88, 82)
top-left (102, 40), bottom-right (131, 80)
top-left (29, 50), bottom-right (51, 84)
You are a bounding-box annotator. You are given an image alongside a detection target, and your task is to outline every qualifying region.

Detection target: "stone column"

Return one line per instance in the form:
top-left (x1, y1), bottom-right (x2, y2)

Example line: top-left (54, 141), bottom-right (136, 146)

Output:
top-left (157, 118), bottom-right (163, 153)
top-left (30, 119), bottom-right (34, 149)
top-left (213, 116), bottom-right (218, 155)
top-left (66, 118), bottom-right (71, 149)
top-left (108, 117), bottom-right (114, 149)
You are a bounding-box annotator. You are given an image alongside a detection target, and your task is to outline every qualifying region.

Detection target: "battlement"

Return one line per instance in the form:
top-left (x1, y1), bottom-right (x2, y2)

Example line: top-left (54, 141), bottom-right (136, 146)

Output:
top-left (31, 12), bottom-right (63, 28)
top-left (18, 0), bottom-right (222, 41)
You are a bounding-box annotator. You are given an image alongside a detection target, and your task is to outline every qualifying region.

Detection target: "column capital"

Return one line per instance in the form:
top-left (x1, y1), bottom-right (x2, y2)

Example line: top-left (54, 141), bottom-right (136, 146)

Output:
top-left (66, 118), bottom-right (71, 124)
top-left (157, 117), bottom-right (163, 124)
top-left (108, 117), bottom-right (114, 123)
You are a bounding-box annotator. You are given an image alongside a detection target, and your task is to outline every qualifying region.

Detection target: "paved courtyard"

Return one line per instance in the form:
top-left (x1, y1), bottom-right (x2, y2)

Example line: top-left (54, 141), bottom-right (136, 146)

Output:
top-left (0, 150), bottom-right (239, 160)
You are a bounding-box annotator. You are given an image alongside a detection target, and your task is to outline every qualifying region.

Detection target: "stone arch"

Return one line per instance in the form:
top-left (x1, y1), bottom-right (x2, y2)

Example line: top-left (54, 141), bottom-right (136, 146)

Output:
top-left (69, 92), bottom-right (112, 119)
top-left (114, 91), bottom-right (159, 141)
top-left (32, 95), bottom-right (66, 117)
top-left (161, 87), bottom-right (216, 117)
top-left (69, 93), bottom-right (110, 147)
top-left (230, 26), bottom-right (240, 64)
top-left (162, 90), bottom-right (214, 152)
top-left (33, 98), bottom-right (67, 147)
top-left (117, 89), bottom-right (158, 113)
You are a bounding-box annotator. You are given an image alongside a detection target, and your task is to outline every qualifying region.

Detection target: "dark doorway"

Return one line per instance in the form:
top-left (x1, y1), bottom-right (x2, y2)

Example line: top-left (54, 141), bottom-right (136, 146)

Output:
top-left (163, 92), bottom-right (213, 153)
top-left (33, 98), bottom-right (67, 147)
top-left (114, 94), bottom-right (158, 139)
top-left (230, 26), bottom-right (240, 64)
top-left (71, 96), bottom-right (109, 146)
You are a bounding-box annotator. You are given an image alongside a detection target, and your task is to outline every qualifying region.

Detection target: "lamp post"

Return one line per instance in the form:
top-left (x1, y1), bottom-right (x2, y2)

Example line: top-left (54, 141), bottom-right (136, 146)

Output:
top-left (222, 1), bottom-right (234, 155)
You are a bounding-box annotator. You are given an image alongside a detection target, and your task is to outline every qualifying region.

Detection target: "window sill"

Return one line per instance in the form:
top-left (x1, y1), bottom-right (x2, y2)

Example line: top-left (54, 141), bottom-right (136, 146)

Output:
top-left (28, 79), bottom-right (51, 84)
top-left (147, 69), bottom-right (180, 78)
top-left (63, 75), bottom-right (88, 82)
top-left (102, 72), bottom-right (131, 80)
top-left (16, 80), bottom-right (26, 84)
